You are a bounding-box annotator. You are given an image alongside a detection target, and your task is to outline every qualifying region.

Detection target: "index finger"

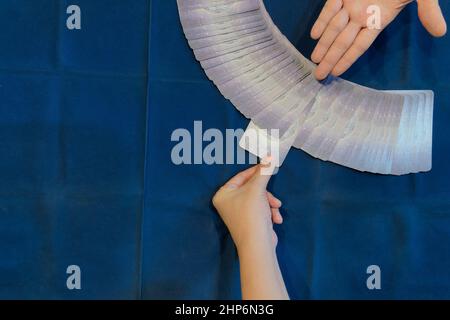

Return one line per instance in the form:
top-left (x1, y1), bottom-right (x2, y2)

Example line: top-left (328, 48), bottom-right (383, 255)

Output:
top-left (311, 0), bottom-right (343, 39)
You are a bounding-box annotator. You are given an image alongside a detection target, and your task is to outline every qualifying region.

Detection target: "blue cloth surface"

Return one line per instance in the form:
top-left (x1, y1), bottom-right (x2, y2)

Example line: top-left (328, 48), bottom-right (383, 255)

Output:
top-left (0, 0), bottom-right (449, 299)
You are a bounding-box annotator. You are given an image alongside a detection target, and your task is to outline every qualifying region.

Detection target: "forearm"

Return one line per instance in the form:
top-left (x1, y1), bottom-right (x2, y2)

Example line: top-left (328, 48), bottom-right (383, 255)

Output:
top-left (238, 237), bottom-right (289, 300)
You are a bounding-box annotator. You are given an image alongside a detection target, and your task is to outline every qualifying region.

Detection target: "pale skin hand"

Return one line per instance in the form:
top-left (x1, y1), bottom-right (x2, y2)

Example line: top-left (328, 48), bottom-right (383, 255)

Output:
top-left (311, 0), bottom-right (448, 80)
top-left (212, 162), bottom-right (289, 300)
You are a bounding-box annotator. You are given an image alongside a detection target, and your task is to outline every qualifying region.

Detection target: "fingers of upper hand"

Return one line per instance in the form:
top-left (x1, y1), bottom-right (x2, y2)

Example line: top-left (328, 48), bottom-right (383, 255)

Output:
top-left (312, 9), bottom-right (349, 64)
top-left (417, 0), bottom-right (447, 37)
top-left (315, 21), bottom-right (360, 79)
top-left (311, 0), bottom-right (391, 79)
top-left (332, 28), bottom-right (380, 76)
top-left (311, 0), bottom-right (343, 39)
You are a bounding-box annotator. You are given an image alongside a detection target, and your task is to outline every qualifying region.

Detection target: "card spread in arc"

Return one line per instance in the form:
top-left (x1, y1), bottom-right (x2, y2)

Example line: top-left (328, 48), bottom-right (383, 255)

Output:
top-left (177, 0), bottom-right (434, 175)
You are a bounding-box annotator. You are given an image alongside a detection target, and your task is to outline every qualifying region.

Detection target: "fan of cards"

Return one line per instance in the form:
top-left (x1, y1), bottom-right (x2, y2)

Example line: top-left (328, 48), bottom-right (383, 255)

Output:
top-left (177, 0), bottom-right (434, 175)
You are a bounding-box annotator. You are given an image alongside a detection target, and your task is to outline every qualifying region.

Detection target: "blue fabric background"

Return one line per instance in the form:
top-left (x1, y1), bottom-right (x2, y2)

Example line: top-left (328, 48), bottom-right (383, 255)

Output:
top-left (0, 0), bottom-right (449, 299)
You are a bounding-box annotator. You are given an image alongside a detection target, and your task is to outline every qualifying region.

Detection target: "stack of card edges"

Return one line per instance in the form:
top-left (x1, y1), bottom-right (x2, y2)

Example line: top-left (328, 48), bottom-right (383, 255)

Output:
top-left (177, 0), bottom-right (433, 175)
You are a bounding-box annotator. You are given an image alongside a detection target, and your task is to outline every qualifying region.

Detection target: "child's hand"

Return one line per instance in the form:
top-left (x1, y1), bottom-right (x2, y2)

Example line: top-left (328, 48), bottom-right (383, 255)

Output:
top-left (311, 0), bottom-right (447, 80)
top-left (212, 162), bottom-right (283, 253)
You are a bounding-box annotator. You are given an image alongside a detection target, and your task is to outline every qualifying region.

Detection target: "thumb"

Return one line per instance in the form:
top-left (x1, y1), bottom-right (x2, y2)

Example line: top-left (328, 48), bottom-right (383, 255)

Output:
top-left (250, 157), bottom-right (275, 192)
top-left (250, 164), bottom-right (274, 193)
top-left (249, 157), bottom-right (275, 191)
top-left (417, 0), bottom-right (447, 37)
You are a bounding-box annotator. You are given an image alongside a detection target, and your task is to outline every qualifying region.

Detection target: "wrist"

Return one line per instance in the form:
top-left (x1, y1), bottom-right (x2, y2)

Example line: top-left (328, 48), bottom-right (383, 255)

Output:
top-left (236, 232), bottom-right (276, 259)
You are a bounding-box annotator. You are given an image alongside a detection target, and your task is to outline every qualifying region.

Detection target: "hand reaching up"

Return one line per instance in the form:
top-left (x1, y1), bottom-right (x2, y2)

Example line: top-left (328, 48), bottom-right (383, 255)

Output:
top-left (310, 0), bottom-right (447, 80)
top-left (212, 162), bottom-right (283, 251)
top-left (212, 161), bottom-right (289, 300)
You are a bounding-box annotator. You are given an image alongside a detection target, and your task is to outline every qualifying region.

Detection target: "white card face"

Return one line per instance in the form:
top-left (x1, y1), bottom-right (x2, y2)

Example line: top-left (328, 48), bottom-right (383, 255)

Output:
top-left (177, 0), bottom-right (434, 174)
top-left (239, 121), bottom-right (298, 169)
